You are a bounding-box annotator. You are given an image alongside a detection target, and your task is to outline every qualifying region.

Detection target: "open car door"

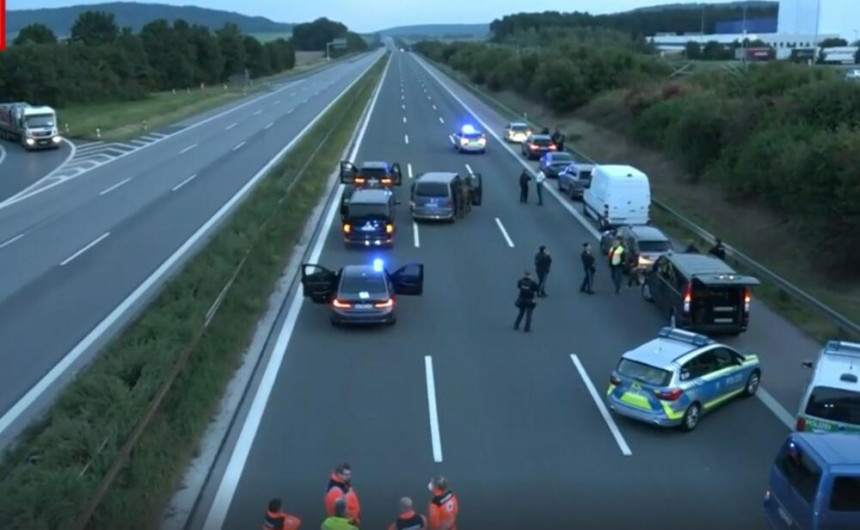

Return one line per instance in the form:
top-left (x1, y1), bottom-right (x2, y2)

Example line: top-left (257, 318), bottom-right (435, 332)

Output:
top-left (469, 172), bottom-right (483, 206)
top-left (340, 161), bottom-right (358, 185)
top-left (390, 163), bottom-right (403, 186)
top-left (301, 264), bottom-right (338, 303)
top-left (389, 263), bottom-right (424, 296)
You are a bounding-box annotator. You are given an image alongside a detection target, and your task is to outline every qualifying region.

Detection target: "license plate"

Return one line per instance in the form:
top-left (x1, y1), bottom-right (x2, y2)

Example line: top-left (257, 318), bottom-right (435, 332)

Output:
top-left (355, 304), bottom-right (372, 309)
top-left (427, 203), bottom-right (437, 208)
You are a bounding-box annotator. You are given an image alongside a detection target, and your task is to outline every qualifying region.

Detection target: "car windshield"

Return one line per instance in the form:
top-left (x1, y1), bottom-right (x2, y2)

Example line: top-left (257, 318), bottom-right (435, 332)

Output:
top-left (414, 182), bottom-right (449, 197)
top-left (340, 273), bottom-right (387, 295)
top-left (26, 114), bottom-right (54, 128)
top-left (616, 358), bottom-right (672, 386)
top-left (348, 204), bottom-right (389, 218)
top-left (551, 153), bottom-right (574, 162)
top-left (805, 386), bottom-right (860, 425)
top-left (360, 167), bottom-right (388, 178)
top-left (774, 441), bottom-right (822, 503)
top-left (550, 160), bottom-right (571, 167)
top-left (639, 240), bottom-right (672, 253)
top-left (462, 132), bottom-right (483, 139)
top-left (532, 137), bottom-right (552, 146)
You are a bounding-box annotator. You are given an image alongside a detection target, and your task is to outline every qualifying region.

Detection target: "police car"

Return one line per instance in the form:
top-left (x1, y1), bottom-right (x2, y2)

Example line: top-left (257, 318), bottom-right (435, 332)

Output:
top-left (449, 125), bottom-right (487, 153)
top-left (796, 340), bottom-right (860, 433)
top-left (300, 259), bottom-right (424, 326)
top-left (606, 327), bottom-right (762, 431)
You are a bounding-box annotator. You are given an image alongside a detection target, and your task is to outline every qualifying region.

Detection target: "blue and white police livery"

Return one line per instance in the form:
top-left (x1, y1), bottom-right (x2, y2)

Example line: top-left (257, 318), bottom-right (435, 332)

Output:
top-left (450, 124), bottom-right (487, 153)
top-left (606, 327), bottom-right (762, 431)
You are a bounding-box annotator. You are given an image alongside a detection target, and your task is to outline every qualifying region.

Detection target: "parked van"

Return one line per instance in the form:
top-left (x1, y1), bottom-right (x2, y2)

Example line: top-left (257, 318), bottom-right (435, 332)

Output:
top-left (763, 432), bottom-right (860, 529)
top-left (582, 164), bottom-right (651, 230)
top-left (796, 340), bottom-right (860, 434)
top-left (410, 171), bottom-right (482, 221)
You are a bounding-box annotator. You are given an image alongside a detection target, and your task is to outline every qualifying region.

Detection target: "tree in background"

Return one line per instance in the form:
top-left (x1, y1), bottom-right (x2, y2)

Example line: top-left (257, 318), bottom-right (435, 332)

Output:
top-left (291, 17), bottom-right (348, 51)
top-left (70, 10), bottom-right (119, 46)
top-left (685, 41), bottom-right (702, 59)
top-left (819, 37), bottom-right (848, 47)
top-left (13, 24), bottom-right (58, 45)
top-left (217, 23), bottom-right (248, 77)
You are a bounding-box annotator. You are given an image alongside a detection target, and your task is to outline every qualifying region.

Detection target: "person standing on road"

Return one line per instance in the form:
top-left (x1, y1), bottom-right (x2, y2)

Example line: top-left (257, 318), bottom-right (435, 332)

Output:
top-left (608, 239), bottom-right (626, 295)
top-left (427, 476), bottom-right (459, 530)
top-left (321, 498), bottom-right (359, 530)
top-left (709, 237), bottom-right (727, 260)
top-left (684, 239), bottom-right (700, 253)
top-left (519, 170), bottom-right (530, 203)
top-left (262, 498), bottom-right (302, 530)
top-left (388, 497), bottom-right (427, 530)
top-left (513, 270), bottom-right (539, 332)
top-left (453, 180), bottom-right (465, 219)
top-left (460, 178), bottom-right (472, 218)
top-left (580, 242), bottom-right (596, 294)
top-left (534, 169), bottom-right (546, 205)
top-left (534, 245), bottom-right (552, 297)
top-left (324, 463), bottom-right (361, 525)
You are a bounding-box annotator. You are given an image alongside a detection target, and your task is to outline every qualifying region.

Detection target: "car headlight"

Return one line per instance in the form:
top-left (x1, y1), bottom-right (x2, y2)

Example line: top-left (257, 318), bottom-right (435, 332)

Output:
top-left (478, 138), bottom-right (486, 145)
top-left (25, 138), bottom-right (35, 145)
top-left (52, 136), bottom-right (62, 143)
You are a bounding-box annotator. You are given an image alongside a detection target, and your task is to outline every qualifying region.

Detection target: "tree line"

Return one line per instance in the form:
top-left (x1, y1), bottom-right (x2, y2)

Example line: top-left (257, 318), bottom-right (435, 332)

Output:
top-left (289, 17), bottom-right (369, 56)
top-left (416, 32), bottom-right (860, 276)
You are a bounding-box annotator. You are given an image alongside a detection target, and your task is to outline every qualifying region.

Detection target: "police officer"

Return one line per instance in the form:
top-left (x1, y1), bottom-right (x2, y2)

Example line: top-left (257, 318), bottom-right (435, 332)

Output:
top-left (519, 170), bottom-right (530, 203)
top-left (580, 242), bottom-right (596, 294)
top-left (513, 270), bottom-right (539, 332)
top-left (684, 239), bottom-right (700, 253)
top-left (453, 179), bottom-right (465, 219)
top-left (608, 239), bottom-right (625, 295)
top-left (540, 127), bottom-right (550, 135)
top-left (324, 463), bottom-right (361, 525)
top-left (388, 497), bottom-right (427, 530)
top-left (534, 245), bottom-right (552, 297)
top-left (262, 498), bottom-right (301, 530)
top-left (709, 237), bottom-right (727, 260)
top-left (460, 177), bottom-right (472, 217)
top-left (427, 476), bottom-right (459, 530)
top-left (534, 169), bottom-right (546, 205)
top-left (551, 127), bottom-right (565, 150)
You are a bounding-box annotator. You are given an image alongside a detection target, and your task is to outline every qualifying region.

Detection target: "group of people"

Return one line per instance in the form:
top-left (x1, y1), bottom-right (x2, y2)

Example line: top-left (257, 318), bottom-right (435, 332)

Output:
top-left (262, 464), bottom-right (460, 530)
top-left (513, 246), bottom-right (552, 332)
top-left (517, 127), bottom-right (565, 207)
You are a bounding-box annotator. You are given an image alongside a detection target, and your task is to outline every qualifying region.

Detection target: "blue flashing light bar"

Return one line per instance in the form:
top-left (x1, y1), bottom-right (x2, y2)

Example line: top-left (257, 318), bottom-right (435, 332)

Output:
top-left (460, 124), bottom-right (478, 134)
top-left (372, 258), bottom-right (384, 272)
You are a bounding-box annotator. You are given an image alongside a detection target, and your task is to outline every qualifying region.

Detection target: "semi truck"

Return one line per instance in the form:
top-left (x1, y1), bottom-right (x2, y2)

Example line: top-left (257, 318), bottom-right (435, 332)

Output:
top-left (0, 102), bottom-right (63, 150)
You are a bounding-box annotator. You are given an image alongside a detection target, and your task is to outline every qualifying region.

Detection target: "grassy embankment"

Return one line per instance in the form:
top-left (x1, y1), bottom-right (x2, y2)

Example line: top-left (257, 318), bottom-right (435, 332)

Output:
top-left (59, 55), bottom-right (331, 142)
top-left (0, 54), bottom-right (387, 530)
top-left (430, 60), bottom-right (859, 343)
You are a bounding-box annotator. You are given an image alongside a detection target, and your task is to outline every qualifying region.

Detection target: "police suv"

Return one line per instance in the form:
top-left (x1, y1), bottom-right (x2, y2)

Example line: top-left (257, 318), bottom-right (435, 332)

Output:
top-left (796, 340), bottom-right (860, 434)
top-left (341, 188), bottom-right (398, 248)
top-left (606, 327), bottom-right (762, 431)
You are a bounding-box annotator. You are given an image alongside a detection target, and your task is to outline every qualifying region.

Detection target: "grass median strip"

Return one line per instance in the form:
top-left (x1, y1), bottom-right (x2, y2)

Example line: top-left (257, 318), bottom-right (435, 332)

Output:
top-left (427, 59), bottom-right (857, 343)
top-left (0, 54), bottom-right (386, 530)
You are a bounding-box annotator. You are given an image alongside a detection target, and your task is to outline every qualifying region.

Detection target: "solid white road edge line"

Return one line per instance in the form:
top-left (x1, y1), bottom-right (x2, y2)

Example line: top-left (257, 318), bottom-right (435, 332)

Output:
top-left (425, 356), bottom-right (444, 463)
top-left (416, 55), bottom-right (798, 430)
top-left (407, 163), bottom-right (413, 179)
top-left (172, 174), bottom-right (198, 192)
top-left (412, 222), bottom-right (420, 248)
top-left (99, 177), bottom-right (132, 196)
top-left (180, 144), bottom-right (198, 154)
top-left (494, 218), bottom-right (515, 248)
top-left (0, 51), bottom-right (384, 442)
top-left (202, 51), bottom-right (390, 530)
top-left (0, 233), bottom-right (25, 250)
top-left (569, 354), bottom-right (633, 456)
top-left (60, 232), bottom-right (110, 267)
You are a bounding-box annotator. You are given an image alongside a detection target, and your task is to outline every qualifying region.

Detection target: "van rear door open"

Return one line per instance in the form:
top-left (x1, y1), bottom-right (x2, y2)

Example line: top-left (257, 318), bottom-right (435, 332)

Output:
top-left (689, 273), bottom-right (760, 328)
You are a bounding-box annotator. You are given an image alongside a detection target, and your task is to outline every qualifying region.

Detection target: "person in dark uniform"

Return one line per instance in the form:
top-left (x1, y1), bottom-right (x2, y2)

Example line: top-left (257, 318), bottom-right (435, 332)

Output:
top-left (684, 239), bottom-right (700, 253)
top-left (708, 237), bottom-right (727, 260)
top-left (551, 128), bottom-right (565, 151)
top-left (580, 242), bottom-right (596, 294)
top-left (534, 246), bottom-right (552, 297)
top-left (519, 170), bottom-right (531, 203)
top-left (540, 127), bottom-right (550, 134)
top-left (513, 270), bottom-right (539, 332)
top-left (460, 178), bottom-right (472, 217)
top-left (453, 180), bottom-right (465, 219)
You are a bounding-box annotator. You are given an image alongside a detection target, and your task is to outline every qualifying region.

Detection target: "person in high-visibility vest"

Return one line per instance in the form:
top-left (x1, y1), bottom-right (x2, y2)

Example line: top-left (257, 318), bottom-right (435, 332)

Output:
top-left (608, 239), bottom-right (625, 295)
top-left (261, 498), bottom-right (301, 530)
top-left (427, 476), bottom-right (459, 530)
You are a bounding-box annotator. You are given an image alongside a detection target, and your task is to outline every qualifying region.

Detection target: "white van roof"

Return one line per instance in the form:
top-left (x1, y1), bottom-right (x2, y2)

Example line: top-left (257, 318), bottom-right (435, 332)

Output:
top-left (596, 164), bottom-right (648, 182)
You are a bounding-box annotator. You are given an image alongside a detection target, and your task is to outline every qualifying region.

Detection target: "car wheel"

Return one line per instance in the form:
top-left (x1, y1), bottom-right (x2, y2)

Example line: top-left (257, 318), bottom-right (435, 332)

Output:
top-left (680, 403), bottom-right (701, 432)
top-left (641, 283), bottom-right (654, 302)
top-left (669, 310), bottom-right (677, 328)
top-left (742, 370), bottom-right (761, 397)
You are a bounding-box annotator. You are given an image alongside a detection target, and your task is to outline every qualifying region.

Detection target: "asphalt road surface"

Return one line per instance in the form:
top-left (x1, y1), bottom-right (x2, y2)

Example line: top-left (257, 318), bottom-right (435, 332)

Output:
top-left (0, 139), bottom-right (73, 202)
top-left (195, 51), bottom-right (827, 529)
top-left (0, 51), bottom-right (384, 444)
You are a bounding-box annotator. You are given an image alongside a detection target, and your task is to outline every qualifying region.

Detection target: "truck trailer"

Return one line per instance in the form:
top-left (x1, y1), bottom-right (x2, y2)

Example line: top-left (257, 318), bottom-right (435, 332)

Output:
top-left (0, 102), bottom-right (63, 150)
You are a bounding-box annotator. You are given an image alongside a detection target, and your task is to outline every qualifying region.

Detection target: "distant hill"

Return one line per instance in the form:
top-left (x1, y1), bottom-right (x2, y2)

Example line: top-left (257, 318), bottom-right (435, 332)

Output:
top-left (631, 1), bottom-right (776, 12)
top-left (6, 1), bottom-right (293, 37)
top-left (377, 24), bottom-right (489, 38)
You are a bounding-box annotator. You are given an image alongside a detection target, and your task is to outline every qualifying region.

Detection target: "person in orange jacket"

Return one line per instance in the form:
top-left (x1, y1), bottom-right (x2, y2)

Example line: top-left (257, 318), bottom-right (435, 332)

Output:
top-left (387, 497), bottom-right (427, 530)
top-left (427, 476), bottom-right (459, 530)
top-left (324, 463), bottom-right (361, 524)
top-left (261, 498), bottom-right (301, 530)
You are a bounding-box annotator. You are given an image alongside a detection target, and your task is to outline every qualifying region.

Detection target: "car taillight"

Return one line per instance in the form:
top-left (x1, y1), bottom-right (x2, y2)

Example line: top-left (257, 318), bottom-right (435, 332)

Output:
top-left (385, 223), bottom-right (394, 234)
top-left (549, 144), bottom-right (557, 150)
top-left (354, 177), bottom-right (366, 184)
top-left (683, 282), bottom-right (692, 313)
top-left (610, 374), bottom-right (621, 385)
top-left (530, 144), bottom-right (538, 149)
top-left (743, 287), bottom-right (751, 313)
top-left (796, 416), bottom-right (806, 431)
top-left (343, 223), bottom-right (351, 233)
top-left (332, 299), bottom-right (352, 308)
top-left (655, 388), bottom-right (684, 401)
top-left (381, 178), bottom-right (392, 185)
top-left (374, 298), bottom-right (394, 309)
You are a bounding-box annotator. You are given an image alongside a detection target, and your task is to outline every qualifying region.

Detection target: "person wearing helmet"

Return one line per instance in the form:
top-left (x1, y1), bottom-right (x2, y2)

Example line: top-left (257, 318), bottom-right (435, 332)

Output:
top-left (324, 463), bottom-right (361, 524)
top-left (261, 498), bottom-right (301, 530)
top-left (427, 476), bottom-right (459, 530)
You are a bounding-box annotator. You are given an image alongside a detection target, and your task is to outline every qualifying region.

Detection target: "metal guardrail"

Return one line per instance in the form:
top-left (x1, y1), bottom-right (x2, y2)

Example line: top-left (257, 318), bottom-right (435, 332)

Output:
top-left (424, 56), bottom-right (860, 339)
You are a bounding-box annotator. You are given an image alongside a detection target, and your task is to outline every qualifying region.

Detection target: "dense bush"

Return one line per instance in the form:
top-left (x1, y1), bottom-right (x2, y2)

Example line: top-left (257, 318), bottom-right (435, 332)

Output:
top-left (1, 10), bottom-right (305, 107)
top-left (416, 12), bottom-right (860, 276)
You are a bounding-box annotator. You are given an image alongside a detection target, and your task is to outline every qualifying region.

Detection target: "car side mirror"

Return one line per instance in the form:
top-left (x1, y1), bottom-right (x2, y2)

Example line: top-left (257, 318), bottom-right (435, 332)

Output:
top-left (801, 361), bottom-right (813, 368)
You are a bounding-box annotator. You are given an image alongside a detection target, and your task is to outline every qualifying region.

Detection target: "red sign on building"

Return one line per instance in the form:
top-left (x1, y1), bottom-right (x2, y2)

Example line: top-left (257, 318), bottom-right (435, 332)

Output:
top-left (0, 0), bottom-right (6, 51)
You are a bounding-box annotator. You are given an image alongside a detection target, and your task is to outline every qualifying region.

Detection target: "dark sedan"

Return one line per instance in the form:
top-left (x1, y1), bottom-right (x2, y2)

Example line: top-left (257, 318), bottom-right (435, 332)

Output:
top-left (539, 151), bottom-right (576, 178)
top-left (521, 134), bottom-right (557, 160)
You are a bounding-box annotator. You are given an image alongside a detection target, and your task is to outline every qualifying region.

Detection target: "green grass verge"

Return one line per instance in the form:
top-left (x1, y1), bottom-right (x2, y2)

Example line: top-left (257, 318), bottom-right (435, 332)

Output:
top-left (59, 59), bottom-right (330, 142)
top-left (0, 53), bottom-right (387, 530)
top-left (426, 58), bottom-right (859, 343)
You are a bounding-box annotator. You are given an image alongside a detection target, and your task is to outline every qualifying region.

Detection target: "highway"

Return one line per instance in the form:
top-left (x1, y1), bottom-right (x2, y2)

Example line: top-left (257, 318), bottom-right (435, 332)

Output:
top-left (194, 50), bottom-right (826, 529)
top-left (0, 139), bottom-right (73, 202)
top-left (0, 50), bottom-right (385, 445)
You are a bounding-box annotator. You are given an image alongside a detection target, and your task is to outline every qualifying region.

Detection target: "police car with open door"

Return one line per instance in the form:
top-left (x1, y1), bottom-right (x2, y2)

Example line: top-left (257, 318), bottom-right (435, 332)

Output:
top-left (339, 160), bottom-right (402, 216)
top-left (300, 258), bottom-right (424, 326)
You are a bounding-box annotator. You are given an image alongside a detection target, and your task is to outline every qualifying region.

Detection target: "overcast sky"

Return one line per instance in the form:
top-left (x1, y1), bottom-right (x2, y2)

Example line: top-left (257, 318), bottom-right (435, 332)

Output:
top-left (7, 0), bottom-right (754, 33)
